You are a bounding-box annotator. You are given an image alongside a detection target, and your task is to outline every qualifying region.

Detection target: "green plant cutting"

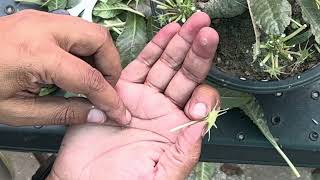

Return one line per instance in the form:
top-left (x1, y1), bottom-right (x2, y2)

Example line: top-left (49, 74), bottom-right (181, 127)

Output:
top-left (16, 0), bottom-right (317, 179)
top-left (170, 104), bottom-right (228, 141)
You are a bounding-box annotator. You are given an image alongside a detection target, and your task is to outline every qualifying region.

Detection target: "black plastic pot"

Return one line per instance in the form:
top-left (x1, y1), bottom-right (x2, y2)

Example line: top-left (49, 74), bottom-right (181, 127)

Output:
top-left (207, 64), bottom-right (320, 94)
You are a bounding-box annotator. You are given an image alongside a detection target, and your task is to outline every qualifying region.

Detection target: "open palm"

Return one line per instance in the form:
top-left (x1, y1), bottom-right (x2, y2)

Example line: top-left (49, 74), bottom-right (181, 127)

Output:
top-left (49, 12), bottom-right (219, 180)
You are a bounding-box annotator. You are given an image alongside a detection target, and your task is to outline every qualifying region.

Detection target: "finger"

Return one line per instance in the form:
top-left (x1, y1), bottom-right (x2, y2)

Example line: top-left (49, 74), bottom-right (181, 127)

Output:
top-left (164, 27), bottom-right (219, 107)
top-left (144, 12), bottom-right (211, 91)
top-left (184, 84), bottom-right (220, 120)
top-left (92, 32), bottom-right (122, 87)
top-left (155, 122), bottom-right (205, 180)
top-left (0, 96), bottom-right (107, 126)
top-left (46, 11), bottom-right (122, 86)
top-left (120, 22), bottom-right (181, 83)
top-left (42, 49), bottom-right (130, 125)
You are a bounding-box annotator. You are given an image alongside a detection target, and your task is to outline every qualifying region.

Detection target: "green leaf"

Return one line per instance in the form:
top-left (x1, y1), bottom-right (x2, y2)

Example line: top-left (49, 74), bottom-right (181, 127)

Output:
top-left (218, 87), bottom-right (252, 109)
top-left (15, 0), bottom-right (43, 5)
top-left (194, 162), bottom-right (216, 180)
top-left (99, 17), bottom-right (125, 34)
top-left (146, 16), bottom-right (160, 41)
top-left (312, 169), bottom-right (320, 180)
top-left (67, 0), bottom-right (81, 8)
top-left (198, 0), bottom-right (247, 19)
top-left (249, 0), bottom-right (292, 35)
top-left (43, 0), bottom-right (68, 11)
top-left (39, 85), bottom-right (58, 96)
top-left (206, 81), bottom-right (299, 177)
top-left (240, 98), bottom-right (300, 178)
top-left (93, 1), bottom-right (145, 19)
top-left (298, 0), bottom-right (320, 44)
top-left (93, 2), bottom-right (123, 19)
top-left (116, 14), bottom-right (147, 67)
top-left (205, 81), bottom-right (252, 109)
top-left (286, 29), bottom-right (312, 46)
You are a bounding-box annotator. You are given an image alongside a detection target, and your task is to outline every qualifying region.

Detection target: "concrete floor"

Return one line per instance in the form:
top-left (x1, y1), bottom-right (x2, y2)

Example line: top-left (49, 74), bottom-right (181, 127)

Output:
top-left (0, 151), bottom-right (315, 180)
top-left (0, 151), bottom-right (39, 180)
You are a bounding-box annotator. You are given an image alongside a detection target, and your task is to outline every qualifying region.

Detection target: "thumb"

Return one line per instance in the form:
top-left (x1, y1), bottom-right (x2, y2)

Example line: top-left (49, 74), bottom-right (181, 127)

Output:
top-left (155, 122), bottom-right (206, 180)
top-left (0, 96), bottom-right (107, 126)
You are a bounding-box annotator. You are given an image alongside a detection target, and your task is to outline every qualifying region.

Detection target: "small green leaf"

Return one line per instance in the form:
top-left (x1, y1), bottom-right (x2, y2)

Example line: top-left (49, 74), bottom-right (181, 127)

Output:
top-left (298, 0), bottom-right (320, 44)
top-left (116, 14), bottom-right (147, 66)
top-left (93, 2), bottom-right (123, 19)
top-left (39, 85), bottom-right (58, 96)
top-left (93, 1), bottom-right (145, 19)
top-left (198, 0), bottom-right (247, 19)
top-left (194, 162), bottom-right (216, 180)
top-left (43, 0), bottom-right (68, 11)
top-left (249, 0), bottom-right (292, 35)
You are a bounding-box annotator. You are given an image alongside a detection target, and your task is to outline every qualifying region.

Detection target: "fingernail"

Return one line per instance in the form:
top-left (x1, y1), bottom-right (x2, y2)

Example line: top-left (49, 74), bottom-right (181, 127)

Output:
top-left (191, 103), bottom-right (208, 119)
top-left (87, 109), bottom-right (106, 123)
top-left (123, 109), bottom-right (132, 125)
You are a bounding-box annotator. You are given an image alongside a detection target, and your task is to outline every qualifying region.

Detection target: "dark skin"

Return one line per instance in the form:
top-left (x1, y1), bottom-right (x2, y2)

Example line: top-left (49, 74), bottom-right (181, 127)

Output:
top-left (0, 10), bottom-right (220, 180)
top-left (0, 9), bottom-right (129, 126)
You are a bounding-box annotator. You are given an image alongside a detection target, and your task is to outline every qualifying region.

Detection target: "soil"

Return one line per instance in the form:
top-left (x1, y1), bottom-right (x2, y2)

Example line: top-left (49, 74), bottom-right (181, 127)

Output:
top-left (212, 1), bottom-right (320, 81)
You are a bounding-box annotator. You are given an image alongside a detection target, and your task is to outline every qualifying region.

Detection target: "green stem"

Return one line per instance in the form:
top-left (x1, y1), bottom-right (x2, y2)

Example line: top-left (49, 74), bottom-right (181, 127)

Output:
top-left (283, 24), bottom-right (307, 42)
top-left (286, 51), bottom-right (301, 56)
top-left (315, 44), bottom-right (320, 54)
top-left (170, 121), bottom-right (198, 132)
top-left (103, 22), bottom-right (126, 28)
top-left (290, 18), bottom-right (303, 28)
top-left (111, 27), bottom-right (122, 35)
top-left (247, 0), bottom-right (261, 61)
top-left (260, 53), bottom-right (271, 66)
top-left (152, 0), bottom-right (171, 7)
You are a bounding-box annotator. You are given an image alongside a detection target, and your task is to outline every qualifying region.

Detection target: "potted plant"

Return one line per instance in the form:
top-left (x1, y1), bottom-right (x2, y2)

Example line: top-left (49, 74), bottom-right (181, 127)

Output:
top-left (152, 0), bottom-right (320, 94)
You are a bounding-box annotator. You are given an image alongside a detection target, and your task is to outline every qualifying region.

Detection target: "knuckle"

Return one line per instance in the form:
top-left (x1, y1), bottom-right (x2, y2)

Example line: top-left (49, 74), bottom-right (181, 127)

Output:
top-left (84, 68), bottom-right (106, 93)
top-left (160, 52), bottom-right (181, 71)
top-left (51, 102), bottom-right (78, 125)
top-left (181, 66), bottom-right (203, 83)
top-left (15, 67), bottom-right (39, 90)
top-left (94, 24), bottom-right (109, 44)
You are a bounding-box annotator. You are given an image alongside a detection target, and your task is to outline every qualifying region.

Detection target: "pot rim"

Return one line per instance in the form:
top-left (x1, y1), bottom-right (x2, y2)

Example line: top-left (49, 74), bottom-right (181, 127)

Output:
top-left (207, 64), bottom-right (320, 94)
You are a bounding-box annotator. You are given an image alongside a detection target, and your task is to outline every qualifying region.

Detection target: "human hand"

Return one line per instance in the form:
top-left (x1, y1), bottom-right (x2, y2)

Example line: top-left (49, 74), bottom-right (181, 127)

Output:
top-left (0, 10), bottom-right (130, 126)
top-left (48, 12), bottom-right (220, 180)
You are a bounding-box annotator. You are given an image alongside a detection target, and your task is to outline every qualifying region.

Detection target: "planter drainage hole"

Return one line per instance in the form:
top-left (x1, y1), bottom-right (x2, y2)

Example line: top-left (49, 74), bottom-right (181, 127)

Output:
top-left (271, 116), bottom-right (281, 125)
top-left (311, 91), bottom-right (320, 100)
top-left (4, 5), bottom-right (15, 15)
top-left (309, 131), bottom-right (319, 141)
top-left (236, 132), bottom-right (245, 141)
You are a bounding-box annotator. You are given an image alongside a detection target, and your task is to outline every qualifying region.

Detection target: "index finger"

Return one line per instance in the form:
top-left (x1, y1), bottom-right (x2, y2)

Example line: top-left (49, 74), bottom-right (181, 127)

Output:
top-left (43, 48), bottom-right (131, 125)
top-left (45, 11), bottom-right (122, 86)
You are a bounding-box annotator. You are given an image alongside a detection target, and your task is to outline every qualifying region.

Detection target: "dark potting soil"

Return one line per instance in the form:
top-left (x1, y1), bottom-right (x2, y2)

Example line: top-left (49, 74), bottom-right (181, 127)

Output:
top-left (212, 6), bottom-right (320, 81)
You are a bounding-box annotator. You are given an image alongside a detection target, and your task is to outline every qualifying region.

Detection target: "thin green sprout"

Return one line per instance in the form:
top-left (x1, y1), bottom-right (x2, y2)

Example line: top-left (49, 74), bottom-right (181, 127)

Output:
top-left (170, 104), bottom-right (228, 141)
